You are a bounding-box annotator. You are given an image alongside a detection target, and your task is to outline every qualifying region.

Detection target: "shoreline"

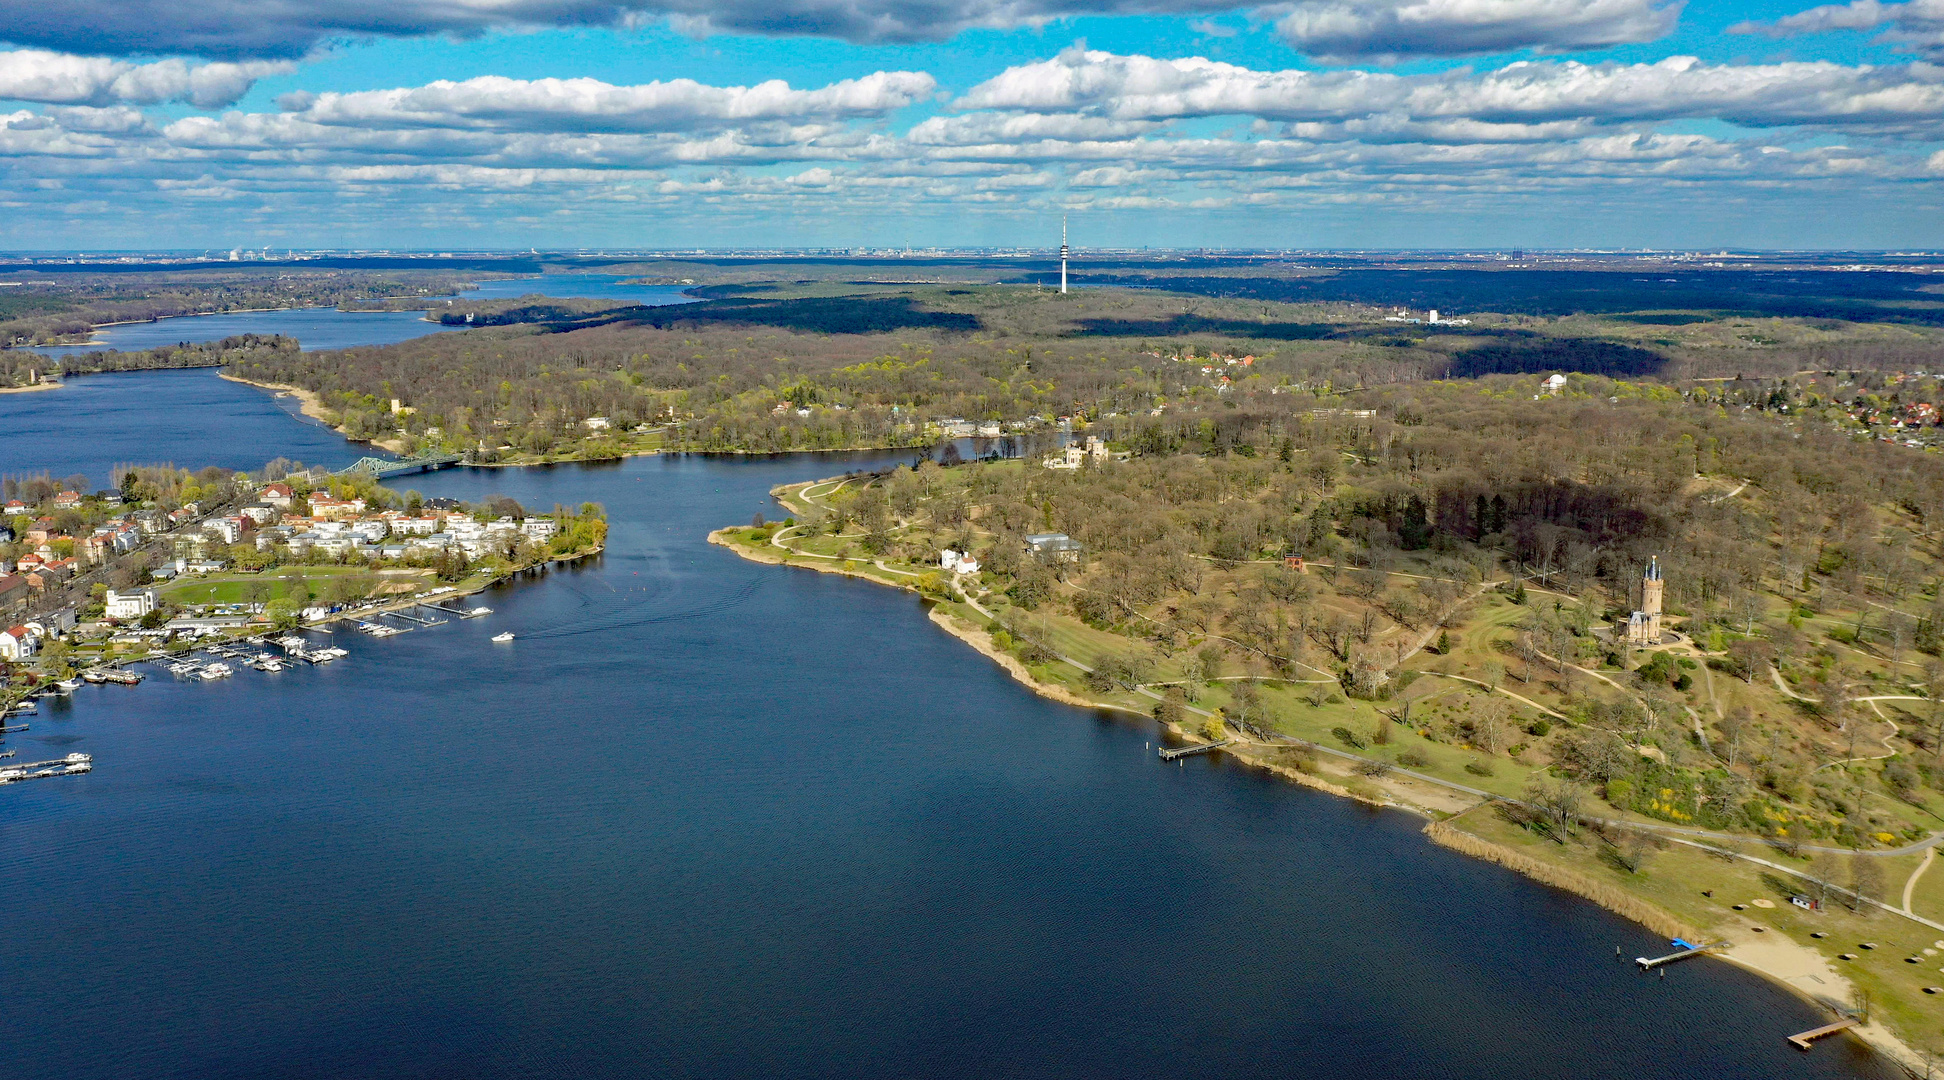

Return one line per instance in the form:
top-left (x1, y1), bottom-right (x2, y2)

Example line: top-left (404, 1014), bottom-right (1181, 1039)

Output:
top-left (0, 380), bottom-right (63, 395)
top-left (709, 520), bottom-right (1928, 1076)
top-left (221, 372), bottom-right (410, 455)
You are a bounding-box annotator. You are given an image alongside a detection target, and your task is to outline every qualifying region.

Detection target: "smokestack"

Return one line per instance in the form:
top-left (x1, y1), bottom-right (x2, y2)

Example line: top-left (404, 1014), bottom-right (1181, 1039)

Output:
top-left (1060, 215), bottom-right (1068, 295)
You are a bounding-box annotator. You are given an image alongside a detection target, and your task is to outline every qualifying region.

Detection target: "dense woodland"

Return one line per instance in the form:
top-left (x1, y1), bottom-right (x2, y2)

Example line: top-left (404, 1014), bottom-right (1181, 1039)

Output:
top-left (772, 380), bottom-right (1944, 856)
top-left (204, 282), bottom-right (1944, 459)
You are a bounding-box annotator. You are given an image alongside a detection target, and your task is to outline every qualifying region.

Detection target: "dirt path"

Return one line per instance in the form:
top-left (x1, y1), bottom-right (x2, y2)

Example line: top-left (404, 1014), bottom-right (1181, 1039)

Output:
top-left (1903, 846), bottom-right (1934, 916)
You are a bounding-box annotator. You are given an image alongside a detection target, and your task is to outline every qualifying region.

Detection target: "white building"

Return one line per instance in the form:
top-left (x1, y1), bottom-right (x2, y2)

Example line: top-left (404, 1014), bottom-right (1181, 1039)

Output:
top-left (0, 625), bottom-right (37, 660)
top-left (521, 519), bottom-right (560, 541)
top-left (1542, 373), bottom-right (1569, 395)
top-left (105, 588), bottom-right (158, 620)
top-left (940, 549), bottom-right (980, 575)
top-left (1044, 436), bottom-right (1111, 470)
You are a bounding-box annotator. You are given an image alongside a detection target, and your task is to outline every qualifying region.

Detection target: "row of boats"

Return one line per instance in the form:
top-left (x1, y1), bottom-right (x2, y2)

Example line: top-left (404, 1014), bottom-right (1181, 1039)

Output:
top-left (159, 637), bottom-right (351, 680)
top-left (0, 752), bottom-right (92, 784)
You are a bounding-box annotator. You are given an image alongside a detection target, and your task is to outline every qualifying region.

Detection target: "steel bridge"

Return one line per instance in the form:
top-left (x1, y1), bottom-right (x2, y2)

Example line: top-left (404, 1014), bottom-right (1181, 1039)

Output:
top-left (339, 452), bottom-right (465, 479)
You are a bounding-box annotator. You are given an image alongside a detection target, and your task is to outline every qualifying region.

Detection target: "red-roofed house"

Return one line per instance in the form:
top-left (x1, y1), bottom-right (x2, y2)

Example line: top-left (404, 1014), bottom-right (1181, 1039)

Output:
top-left (0, 625), bottom-right (36, 660)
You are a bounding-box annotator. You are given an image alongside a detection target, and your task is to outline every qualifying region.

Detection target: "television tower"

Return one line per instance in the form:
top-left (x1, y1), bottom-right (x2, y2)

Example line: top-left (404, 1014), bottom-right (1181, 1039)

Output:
top-left (1060, 215), bottom-right (1069, 294)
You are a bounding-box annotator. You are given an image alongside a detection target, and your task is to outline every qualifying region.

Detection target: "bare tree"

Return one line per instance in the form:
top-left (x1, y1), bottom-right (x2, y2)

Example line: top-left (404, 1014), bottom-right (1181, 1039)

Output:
top-left (1523, 775), bottom-right (1586, 841)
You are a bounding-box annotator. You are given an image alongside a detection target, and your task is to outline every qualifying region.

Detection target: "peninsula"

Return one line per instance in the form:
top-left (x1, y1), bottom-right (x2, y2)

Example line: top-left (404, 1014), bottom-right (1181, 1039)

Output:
top-left (713, 370), bottom-right (1944, 1072)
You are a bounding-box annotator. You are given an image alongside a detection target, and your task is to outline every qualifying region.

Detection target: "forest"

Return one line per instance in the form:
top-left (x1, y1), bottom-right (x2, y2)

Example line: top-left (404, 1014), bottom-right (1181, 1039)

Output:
top-left (196, 278), bottom-right (1944, 460)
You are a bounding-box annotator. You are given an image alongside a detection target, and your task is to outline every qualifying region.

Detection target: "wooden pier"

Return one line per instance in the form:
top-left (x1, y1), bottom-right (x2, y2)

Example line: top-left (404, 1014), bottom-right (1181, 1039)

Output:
top-left (1159, 739), bottom-right (1230, 761)
top-left (0, 724), bottom-right (27, 734)
top-left (1787, 1017), bottom-right (1859, 1050)
top-left (1635, 941), bottom-right (1722, 969)
top-left (385, 609), bottom-right (444, 626)
top-left (423, 602), bottom-right (487, 618)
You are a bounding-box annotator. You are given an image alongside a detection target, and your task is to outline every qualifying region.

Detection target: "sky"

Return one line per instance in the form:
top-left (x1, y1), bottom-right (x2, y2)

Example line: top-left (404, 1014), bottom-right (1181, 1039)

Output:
top-left (2, 0), bottom-right (1943, 250)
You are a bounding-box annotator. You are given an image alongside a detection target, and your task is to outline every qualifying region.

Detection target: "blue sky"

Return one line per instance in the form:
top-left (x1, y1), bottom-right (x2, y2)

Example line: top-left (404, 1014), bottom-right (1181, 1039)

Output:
top-left (2, 0), bottom-right (1942, 249)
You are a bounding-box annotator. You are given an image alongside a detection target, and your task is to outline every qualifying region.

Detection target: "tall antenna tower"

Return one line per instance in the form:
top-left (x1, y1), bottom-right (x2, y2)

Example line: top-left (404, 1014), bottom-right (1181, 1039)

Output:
top-left (1060, 214), bottom-right (1069, 294)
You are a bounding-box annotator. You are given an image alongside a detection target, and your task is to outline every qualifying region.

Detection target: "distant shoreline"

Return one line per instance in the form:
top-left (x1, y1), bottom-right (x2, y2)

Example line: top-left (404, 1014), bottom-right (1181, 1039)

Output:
top-left (221, 372), bottom-right (410, 455)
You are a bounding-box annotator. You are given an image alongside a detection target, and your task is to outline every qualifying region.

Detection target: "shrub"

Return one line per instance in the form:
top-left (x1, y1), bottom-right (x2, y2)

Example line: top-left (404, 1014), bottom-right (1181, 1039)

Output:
top-left (1526, 719), bottom-right (1552, 737)
top-left (1279, 743), bottom-right (1320, 772)
top-left (1605, 777), bottom-right (1635, 808)
top-left (1332, 725), bottom-right (1366, 749)
top-left (1397, 750), bottom-right (1429, 768)
top-left (1356, 759), bottom-right (1394, 778)
top-left (1464, 759), bottom-right (1497, 777)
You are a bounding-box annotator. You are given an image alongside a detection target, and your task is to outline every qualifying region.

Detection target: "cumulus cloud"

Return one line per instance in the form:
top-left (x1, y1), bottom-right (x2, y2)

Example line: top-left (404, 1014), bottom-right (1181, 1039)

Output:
top-left (1265, 0), bottom-right (1680, 62)
top-left (1731, 0), bottom-right (1944, 59)
top-left (0, 0), bottom-right (1229, 58)
top-left (0, 49), bottom-right (289, 108)
top-left (955, 48), bottom-right (1944, 129)
top-left (280, 71), bottom-right (937, 133)
top-left (0, 44), bottom-right (1939, 244)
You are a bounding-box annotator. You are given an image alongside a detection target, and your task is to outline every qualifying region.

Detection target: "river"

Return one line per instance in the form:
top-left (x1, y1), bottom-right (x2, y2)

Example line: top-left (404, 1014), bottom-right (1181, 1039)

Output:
top-left (0, 372), bottom-right (1893, 1079)
top-left (17, 275), bottom-right (697, 358)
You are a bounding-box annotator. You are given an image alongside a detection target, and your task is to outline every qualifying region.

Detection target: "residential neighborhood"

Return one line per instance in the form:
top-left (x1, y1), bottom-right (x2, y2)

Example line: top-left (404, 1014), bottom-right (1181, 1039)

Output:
top-left (0, 465), bottom-right (606, 679)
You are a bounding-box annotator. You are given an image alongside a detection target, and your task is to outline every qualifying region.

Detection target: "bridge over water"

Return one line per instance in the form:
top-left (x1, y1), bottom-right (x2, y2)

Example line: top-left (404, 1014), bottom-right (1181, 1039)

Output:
top-left (339, 452), bottom-right (465, 479)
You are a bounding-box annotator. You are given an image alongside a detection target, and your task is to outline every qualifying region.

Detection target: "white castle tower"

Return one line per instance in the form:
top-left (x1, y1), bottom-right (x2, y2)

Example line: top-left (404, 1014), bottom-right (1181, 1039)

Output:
top-left (1060, 215), bottom-right (1068, 295)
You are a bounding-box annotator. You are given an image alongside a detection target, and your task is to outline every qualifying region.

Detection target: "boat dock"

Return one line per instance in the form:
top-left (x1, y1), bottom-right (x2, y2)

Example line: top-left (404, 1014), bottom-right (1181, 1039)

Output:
top-left (1787, 1017), bottom-right (1860, 1050)
top-left (1159, 739), bottom-right (1231, 761)
top-left (386, 609), bottom-right (444, 626)
top-left (0, 724), bottom-right (26, 734)
top-left (423, 602), bottom-right (490, 619)
top-left (1635, 940), bottom-right (1722, 969)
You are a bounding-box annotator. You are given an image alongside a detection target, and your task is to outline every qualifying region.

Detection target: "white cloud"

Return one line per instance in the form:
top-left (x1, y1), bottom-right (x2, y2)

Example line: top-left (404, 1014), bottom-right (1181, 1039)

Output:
top-left (0, 49), bottom-right (290, 108)
top-left (1264, 0), bottom-right (1680, 62)
top-left (1732, 0), bottom-right (1944, 59)
top-left (955, 48), bottom-right (1944, 129)
top-left (282, 71), bottom-right (937, 133)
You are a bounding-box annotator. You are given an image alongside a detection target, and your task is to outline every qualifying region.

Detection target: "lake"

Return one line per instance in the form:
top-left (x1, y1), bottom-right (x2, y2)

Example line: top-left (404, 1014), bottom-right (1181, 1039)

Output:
top-left (17, 274), bottom-right (697, 358)
top-left (0, 371), bottom-right (1893, 1080)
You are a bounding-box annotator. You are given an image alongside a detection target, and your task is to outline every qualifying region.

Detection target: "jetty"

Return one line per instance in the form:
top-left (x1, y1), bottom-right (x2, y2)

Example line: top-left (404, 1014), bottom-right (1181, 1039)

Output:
top-left (0, 724), bottom-right (27, 734)
top-left (386, 609), bottom-right (444, 627)
top-left (1159, 739), bottom-right (1230, 761)
top-left (424, 602), bottom-right (490, 619)
top-left (1635, 939), bottom-right (1723, 969)
top-left (1787, 1017), bottom-right (1860, 1050)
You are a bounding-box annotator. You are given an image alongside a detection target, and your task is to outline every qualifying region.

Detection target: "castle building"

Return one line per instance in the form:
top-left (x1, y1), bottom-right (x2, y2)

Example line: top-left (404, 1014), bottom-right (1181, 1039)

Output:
top-left (1618, 556), bottom-right (1664, 646)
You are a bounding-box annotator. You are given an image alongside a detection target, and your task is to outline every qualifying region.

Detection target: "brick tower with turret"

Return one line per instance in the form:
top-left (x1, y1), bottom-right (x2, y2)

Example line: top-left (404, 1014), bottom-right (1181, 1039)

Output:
top-left (1619, 556), bottom-right (1664, 645)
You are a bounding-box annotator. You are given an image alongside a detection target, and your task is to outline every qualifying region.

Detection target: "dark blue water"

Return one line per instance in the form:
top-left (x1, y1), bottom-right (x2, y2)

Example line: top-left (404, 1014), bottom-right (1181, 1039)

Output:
top-left (0, 377), bottom-right (1893, 1079)
top-left (0, 368), bottom-right (367, 486)
top-left (16, 274), bottom-right (696, 358)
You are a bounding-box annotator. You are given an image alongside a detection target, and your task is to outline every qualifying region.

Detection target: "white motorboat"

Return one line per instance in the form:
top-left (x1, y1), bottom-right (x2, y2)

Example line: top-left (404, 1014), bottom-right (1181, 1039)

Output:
top-left (199, 663), bottom-right (234, 680)
top-left (55, 678), bottom-right (82, 692)
top-left (491, 632), bottom-right (515, 643)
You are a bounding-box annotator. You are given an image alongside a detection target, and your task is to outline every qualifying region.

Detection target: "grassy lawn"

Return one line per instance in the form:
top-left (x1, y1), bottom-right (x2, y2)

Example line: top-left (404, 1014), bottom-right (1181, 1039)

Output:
top-left (1457, 806), bottom-right (1944, 1055)
top-left (161, 566), bottom-right (434, 605)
